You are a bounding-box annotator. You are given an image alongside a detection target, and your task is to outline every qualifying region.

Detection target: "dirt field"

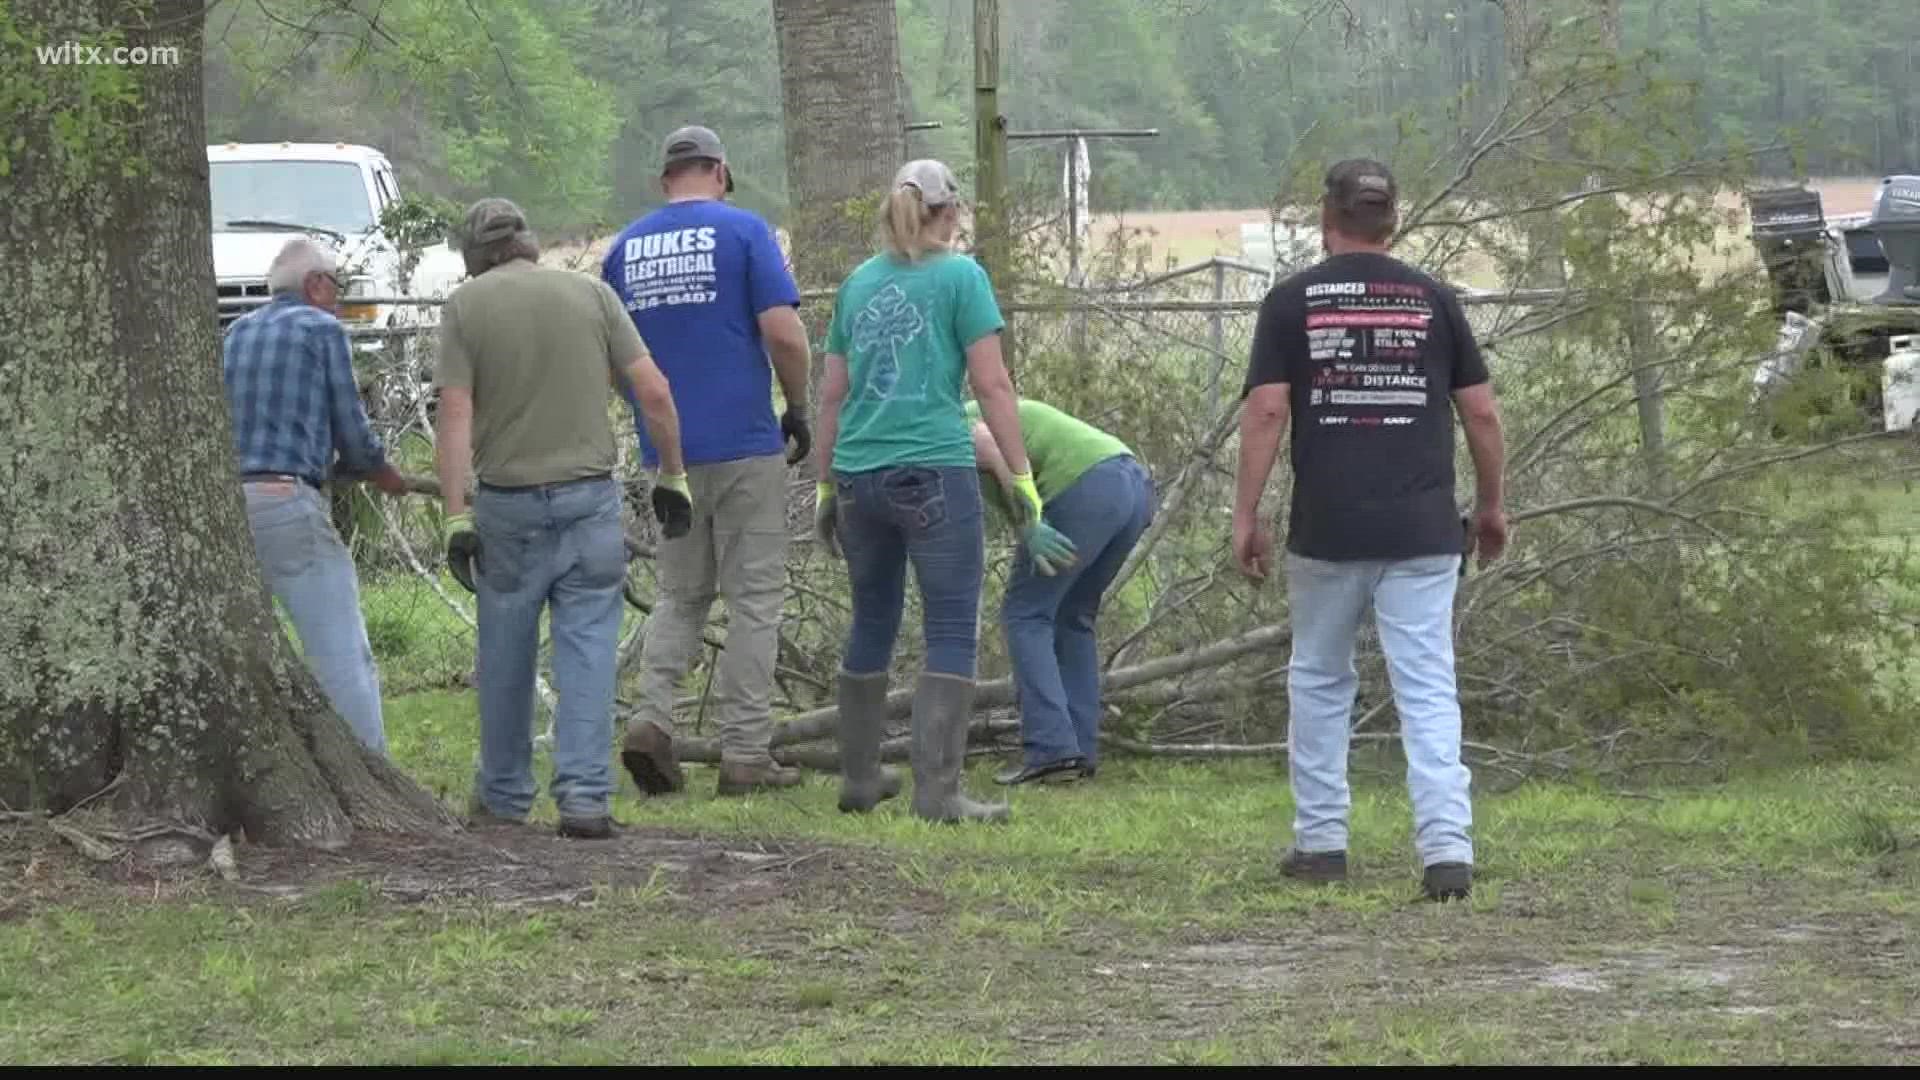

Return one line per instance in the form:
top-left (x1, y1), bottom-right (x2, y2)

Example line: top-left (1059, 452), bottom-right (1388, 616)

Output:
top-left (541, 179), bottom-right (1888, 286)
top-left (1086, 177), bottom-right (1889, 267)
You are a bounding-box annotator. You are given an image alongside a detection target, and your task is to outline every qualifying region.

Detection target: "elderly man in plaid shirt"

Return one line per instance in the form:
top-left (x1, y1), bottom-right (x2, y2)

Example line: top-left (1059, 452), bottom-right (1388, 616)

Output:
top-left (222, 237), bottom-right (409, 756)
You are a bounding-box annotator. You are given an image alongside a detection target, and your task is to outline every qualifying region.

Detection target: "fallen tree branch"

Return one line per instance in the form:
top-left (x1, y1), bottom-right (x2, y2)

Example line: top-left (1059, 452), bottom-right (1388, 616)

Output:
top-left (1511, 495), bottom-right (1729, 542)
top-left (1107, 401), bottom-right (1243, 600)
top-left (731, 621), bottom-right (1294, 747)
top-left (672, 717), bottom-right (1023, 769)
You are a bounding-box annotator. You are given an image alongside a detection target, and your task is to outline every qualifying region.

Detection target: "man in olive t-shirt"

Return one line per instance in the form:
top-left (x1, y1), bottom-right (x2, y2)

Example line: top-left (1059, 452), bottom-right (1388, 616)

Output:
top-left (433, 197), bottom-right (689, 839)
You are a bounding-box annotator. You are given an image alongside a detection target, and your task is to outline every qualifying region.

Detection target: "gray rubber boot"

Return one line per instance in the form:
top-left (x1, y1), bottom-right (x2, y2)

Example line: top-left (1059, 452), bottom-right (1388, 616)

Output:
top-left (836, 670), bottom-right (903, 813)
top-left (909, 672), bottom-right (1011, 824)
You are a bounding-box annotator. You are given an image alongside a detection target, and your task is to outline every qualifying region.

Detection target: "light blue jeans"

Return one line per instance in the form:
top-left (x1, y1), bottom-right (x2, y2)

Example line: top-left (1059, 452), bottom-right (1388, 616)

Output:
top-left (242, 480), bottom-right (387, 756)
top-left (472, 475), bottom-right (626, 821)
top-left (1285, 552), bottom-right (1474, 868)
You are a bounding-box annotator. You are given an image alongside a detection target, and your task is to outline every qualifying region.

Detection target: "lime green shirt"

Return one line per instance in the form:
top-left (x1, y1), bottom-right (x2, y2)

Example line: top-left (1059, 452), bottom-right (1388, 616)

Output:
top-left (825, 250), bottom-right (1005, 474)
top-left (964, 398), bottom-right (1133, 520)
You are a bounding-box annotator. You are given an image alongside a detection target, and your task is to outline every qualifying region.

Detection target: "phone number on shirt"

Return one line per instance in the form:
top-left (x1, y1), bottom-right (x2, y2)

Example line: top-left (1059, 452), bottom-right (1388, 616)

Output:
top-left (627, 291), bottom-right (716, 311)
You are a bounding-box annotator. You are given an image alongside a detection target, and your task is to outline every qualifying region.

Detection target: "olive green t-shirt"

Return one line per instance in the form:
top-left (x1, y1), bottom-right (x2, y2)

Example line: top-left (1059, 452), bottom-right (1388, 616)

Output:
top-left (963, 398), bottom-right (1133, 520)
top-left (434, 259), bottom-right (648, 488)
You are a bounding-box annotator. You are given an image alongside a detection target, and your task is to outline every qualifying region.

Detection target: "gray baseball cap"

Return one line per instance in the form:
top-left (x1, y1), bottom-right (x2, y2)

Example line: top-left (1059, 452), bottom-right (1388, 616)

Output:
top-left (662, 125), bottom-right (734, 193)
top-left (893, 159), bottom-right (962, 208)
top-left (459, 196), bottom-right (529, 248)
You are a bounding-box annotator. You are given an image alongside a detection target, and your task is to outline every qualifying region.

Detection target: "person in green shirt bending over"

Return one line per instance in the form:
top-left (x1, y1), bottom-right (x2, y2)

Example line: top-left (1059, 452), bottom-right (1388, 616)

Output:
top-left (964, 398), bottom-right (1155, 785)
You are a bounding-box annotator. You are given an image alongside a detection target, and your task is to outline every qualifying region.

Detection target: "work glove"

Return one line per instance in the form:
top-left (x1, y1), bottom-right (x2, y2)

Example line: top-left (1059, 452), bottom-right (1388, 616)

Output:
top-left (781, 407), bottom-right (812, 465)
top-left (814, 481), bottom-right (841, 558)
top-left (1023, 520), bottom-right (1078, 577)
top-left (1006, 471), bottom-right (1045, 531)
top-left (652, 472), bottom-right (693, 540)
top-left (443, 512), bottom-right (481, 593)
top-left (1002, 472), bottom-right (1077, 576)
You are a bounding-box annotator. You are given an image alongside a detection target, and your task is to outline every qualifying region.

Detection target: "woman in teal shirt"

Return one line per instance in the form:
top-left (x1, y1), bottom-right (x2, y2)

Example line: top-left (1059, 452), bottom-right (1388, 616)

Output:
top-left (813, 159), bottom-right (1075, 825)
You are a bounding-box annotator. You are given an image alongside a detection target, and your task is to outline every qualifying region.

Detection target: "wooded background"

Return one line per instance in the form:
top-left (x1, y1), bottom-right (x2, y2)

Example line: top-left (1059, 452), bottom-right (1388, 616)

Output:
top-left (204, 0), bottom-right (1920, 233)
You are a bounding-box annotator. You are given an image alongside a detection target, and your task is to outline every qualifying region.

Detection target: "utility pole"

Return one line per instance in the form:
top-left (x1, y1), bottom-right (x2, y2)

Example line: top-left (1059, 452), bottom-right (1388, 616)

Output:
top-left (973, 0), bottom-right (1007, 285)
top-left (1006, 127), bottom-right (1159, 286)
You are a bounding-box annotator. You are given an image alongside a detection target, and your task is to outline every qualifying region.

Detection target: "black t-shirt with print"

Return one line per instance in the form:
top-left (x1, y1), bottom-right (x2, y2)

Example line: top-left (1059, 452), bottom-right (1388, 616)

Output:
top-left (1242, 251), bottom-right (1490, 562)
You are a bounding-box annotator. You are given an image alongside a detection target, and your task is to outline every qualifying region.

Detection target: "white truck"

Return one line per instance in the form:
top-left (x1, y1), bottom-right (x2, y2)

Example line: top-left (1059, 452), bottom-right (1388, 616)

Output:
top-left (207, 141), bottom-right (465, 346)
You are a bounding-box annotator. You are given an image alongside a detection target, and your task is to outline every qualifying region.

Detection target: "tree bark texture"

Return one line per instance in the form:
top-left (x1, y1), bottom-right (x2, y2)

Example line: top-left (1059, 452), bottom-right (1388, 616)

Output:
top-left (1495, 0), bottom-right (1571, 289)
top-left (0, 0), bottom-right (451, 849)
top-left (773, 0), bottom-right (908, 289)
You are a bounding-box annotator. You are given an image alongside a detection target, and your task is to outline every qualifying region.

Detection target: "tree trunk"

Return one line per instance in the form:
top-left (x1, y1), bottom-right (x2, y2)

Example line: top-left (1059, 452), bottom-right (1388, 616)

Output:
top-left (1497, 0), bottom-right (1570, 290)
top-left (773, 0), bottom-right (908, 289)
top-left (0, 0), bottom-right (452, 853)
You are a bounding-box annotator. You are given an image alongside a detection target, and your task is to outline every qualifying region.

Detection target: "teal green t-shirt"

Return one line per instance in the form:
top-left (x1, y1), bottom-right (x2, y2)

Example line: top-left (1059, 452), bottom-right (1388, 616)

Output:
top-left (825, 250), bottom-right (1005, 475)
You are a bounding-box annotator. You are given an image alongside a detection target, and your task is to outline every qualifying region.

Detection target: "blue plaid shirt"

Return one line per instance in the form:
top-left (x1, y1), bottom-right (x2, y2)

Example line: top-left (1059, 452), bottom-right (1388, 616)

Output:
top-left (221, 293), bottom-right (387, 486)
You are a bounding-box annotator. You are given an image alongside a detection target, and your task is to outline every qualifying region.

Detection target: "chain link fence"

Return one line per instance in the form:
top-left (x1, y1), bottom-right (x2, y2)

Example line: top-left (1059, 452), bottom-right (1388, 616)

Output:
top-left (318, 257), bottom-right (1574, 750)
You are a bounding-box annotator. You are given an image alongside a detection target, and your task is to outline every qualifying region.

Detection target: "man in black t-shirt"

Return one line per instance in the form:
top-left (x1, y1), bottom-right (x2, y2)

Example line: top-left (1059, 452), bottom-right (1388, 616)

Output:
top-left (1232, 159), bottom-right (1510, 903)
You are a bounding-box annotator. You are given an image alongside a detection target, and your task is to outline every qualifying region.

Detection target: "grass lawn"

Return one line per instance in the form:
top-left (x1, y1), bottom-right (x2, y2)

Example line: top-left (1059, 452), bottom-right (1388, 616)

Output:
top-left (4, 692), bottom-right (1918, 1064)
top-left (5, 450), bottom-right (1914, 1065)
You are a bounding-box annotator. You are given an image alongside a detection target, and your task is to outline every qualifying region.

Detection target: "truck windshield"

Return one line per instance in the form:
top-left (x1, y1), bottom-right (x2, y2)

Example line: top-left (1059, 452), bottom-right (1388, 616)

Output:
top-left (211, 160), bottom-right (374, 236)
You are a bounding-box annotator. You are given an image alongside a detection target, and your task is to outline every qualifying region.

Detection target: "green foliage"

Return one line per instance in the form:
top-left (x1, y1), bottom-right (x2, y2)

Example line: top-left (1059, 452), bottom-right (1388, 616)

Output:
top-left (196, 0), bottom-right (1920, 227)
top-left (1, 7), bottom-right (147, 182)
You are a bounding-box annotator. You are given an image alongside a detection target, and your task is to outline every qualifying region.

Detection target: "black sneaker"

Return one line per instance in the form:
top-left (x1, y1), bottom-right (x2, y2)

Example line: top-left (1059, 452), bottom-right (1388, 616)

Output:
top-left (558, 815), bottom-right (617, 840)
top-left (993, 757), bottom-right (1086, 786)
top-left (1279, 847), bottom-right (1348, 883)
top-left (1423, 861), bottom-right (1472, 902)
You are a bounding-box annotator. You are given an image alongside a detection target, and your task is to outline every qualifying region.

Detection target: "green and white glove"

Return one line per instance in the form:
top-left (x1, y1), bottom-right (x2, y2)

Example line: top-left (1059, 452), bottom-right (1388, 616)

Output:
top-left (443, 511), bottom-right (481, 593)
top-left (814, 481), bottom-right (841, 558)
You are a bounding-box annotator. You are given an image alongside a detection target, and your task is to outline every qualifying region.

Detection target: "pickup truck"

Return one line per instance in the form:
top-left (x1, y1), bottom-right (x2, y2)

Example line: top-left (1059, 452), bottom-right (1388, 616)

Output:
top-left (208, 141), bottom-right (465, 347)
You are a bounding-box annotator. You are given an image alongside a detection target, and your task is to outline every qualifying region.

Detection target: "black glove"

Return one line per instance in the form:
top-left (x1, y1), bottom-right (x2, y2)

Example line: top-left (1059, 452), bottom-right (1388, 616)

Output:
top-left (781, 407), bottom-right (812, 465)
top-left (444, 512), bottom-right (481, 593)
top-left (652, 472), bottom-right (693, 540)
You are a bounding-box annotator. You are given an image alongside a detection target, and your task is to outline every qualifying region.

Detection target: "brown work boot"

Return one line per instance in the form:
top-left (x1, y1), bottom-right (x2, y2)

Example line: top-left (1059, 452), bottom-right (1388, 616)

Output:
top-left (621, 719), bottom-right (684, 796)
top-left (715, 760), bottom-right (803, 796)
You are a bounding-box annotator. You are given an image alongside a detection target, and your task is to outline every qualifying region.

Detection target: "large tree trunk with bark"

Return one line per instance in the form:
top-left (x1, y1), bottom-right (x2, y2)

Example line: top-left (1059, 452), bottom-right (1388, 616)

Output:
top-left (1494, 0), bottom-right (1570, 290)
top-left (773, 0), bottom-right (908, 289)
top-left (0, 0), bottom-right (451, 853)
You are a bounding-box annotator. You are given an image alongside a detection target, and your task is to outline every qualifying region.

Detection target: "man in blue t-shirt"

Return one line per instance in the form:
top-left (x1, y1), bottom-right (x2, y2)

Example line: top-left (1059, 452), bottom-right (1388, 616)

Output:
top-left (600, 124), bottom-right (813, 800)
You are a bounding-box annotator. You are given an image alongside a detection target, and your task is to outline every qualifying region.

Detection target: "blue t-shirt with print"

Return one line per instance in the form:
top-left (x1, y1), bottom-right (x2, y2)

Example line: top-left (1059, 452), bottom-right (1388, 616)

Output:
top-left (824, 250), bottom-right (1005, 475)
top-left (601, 199), bottom-right (801, 468)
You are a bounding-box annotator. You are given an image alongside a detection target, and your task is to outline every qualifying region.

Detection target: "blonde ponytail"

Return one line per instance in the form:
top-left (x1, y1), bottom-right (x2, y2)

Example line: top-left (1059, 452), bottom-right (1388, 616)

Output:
top-left (882, 186), bottom-right (932, 261)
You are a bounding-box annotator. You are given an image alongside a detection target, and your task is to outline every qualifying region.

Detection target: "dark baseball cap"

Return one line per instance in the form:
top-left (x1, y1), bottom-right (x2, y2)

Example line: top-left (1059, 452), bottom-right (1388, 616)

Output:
top-left (1324, 158), bottom-right (1397, 213)
top-left (459, 197), bottom-right (529, 247)
top-left (662, 124), bottom-right (734, 193)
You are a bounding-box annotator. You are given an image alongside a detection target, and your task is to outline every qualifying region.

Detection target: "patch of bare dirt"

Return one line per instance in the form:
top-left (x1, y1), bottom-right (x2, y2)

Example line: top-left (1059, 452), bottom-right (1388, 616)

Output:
top-left (1, 818), bottom-right (892, 918)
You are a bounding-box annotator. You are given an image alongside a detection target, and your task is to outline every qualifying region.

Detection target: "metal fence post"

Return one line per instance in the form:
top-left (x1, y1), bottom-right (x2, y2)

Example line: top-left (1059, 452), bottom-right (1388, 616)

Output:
top-left (1627, 297), bottom-right (1669, 496)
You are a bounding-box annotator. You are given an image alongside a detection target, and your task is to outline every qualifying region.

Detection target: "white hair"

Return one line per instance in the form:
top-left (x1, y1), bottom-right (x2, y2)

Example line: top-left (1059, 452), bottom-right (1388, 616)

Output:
top-left (266, 237), bottom-right (340, 294)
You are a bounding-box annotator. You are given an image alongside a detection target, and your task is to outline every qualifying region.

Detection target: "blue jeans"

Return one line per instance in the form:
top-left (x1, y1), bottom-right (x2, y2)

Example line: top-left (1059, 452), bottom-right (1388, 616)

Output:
top-left (1002, 455), bottom-right (1154, 770)
top-left (242, 481), bottom-right (387, 756)
top-left (1285, 552), bottom-right (1474, 868)
top-left (472, 475), bottom-right (627, 820)
top-left (834, 465), bottom-right (985, 679)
